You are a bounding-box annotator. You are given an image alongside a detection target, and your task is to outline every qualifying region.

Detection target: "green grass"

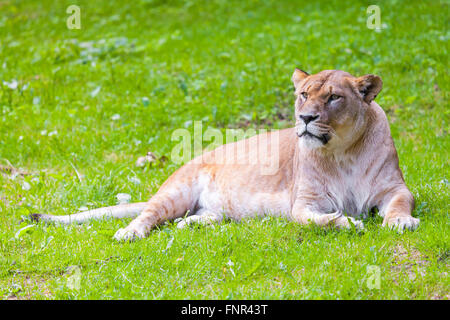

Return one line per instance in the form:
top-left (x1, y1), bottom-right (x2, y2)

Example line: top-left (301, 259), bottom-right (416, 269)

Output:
top-left (0, 0), bottom-right (448, 299)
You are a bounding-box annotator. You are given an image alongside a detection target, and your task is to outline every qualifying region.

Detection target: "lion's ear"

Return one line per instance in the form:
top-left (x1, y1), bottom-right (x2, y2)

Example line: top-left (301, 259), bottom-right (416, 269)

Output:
top-left (353, 74), bottom-right (382, 103)
top-left (292, 68), bottom-right (309, 89)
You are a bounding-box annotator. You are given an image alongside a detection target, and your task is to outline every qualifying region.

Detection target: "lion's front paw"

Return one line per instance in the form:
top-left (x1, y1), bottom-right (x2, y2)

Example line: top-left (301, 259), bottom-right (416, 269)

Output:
top-left (383, 215), bottom-right (420, 232)
top-left (311, 211), bottom-right (364, 230)
top-left (333, 214), bottom-right (365, 230)
top-left (349, 217), bottom-right (365, 230)
top-left (113, 226), bottom-right (146, 242)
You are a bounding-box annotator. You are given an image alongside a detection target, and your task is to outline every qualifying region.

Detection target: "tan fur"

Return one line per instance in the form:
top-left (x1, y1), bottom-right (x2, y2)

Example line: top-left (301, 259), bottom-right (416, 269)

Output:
top-left (34, 69), bottom-right (419, 240)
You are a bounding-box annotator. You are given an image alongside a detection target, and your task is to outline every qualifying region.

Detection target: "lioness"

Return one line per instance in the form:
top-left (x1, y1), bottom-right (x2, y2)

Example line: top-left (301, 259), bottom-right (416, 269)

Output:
top-left (33, 69), bottom-right (420, 241)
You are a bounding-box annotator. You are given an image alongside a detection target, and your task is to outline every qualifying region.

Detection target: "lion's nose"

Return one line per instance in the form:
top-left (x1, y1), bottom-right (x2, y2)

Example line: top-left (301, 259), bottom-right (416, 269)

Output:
top-left (299, 114), bottom-right (319, 124)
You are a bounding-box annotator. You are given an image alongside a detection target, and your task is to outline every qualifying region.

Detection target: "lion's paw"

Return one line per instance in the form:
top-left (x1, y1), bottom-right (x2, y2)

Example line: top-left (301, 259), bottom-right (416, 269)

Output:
top-left (113, 227), bottom-right (146, 242)
top-left (383, 215), bottom-right (420, 232)
top-left (333, 214), bottom-right (365, 231)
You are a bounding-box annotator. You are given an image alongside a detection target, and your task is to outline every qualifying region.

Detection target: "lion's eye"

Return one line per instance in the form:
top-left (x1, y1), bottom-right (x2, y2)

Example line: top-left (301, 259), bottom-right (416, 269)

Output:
top-left (329, 94), bottom-right (341, 102)
top-left (301, 92), bottom-right (308, 99)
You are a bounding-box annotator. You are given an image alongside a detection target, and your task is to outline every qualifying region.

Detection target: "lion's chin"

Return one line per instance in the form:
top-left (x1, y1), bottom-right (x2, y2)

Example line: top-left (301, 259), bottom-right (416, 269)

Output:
top-left (297, 131), bottom-right (330, 150)
top-left (300, 138), bottom-right (324, 150)
top-left (298, 135), bottom-right (327, 150)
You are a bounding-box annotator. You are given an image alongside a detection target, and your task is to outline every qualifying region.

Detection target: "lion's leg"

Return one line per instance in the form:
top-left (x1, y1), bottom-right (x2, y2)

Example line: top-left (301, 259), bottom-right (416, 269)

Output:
top-left (113, 200), bottom-right (167, 241)
top-left (114, 167), bottom-right (202, 241)
top-left (176, 209), bottom-right (223, 229)
top-left (113, 190), bottom-right (190, 241)
top-left (380, 189), bottom-right (419, 232)
top-left (291, 203), bottom-right (364, 230)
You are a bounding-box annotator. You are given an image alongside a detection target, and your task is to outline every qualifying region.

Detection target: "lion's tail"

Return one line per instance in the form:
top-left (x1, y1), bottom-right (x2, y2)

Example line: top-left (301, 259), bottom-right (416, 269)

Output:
top-left (30, 202), bottom-right (148, 225)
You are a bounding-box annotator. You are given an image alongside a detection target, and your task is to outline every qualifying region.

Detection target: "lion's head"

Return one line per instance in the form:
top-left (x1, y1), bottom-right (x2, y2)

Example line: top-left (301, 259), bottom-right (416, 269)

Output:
top-left (292, 69), bottom-right (382, 150)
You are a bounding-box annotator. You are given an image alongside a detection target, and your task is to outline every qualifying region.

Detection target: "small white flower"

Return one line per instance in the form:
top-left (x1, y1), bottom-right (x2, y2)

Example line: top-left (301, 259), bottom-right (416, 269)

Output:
top-left (116, 193), bottom-right (131, 204)
top-left (111, 114), bottom-right (121, 121)
top-left (9, 172), bottom-right (19, 180)
top-left (33, 97), bottom-right (41, 105)
top-left (48, 130), bottom-right (58, 137)
top-left (22, 181), bottom-right (31, 191)
top-left (4, 79), bottom-right (18, 90)
top-left (129, 176), bottom-right (141, 185)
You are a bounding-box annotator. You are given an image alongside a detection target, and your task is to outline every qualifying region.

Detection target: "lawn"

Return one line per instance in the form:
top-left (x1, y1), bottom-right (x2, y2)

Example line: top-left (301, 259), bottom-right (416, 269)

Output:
top-left (0, 0), bottom-right (448, 299)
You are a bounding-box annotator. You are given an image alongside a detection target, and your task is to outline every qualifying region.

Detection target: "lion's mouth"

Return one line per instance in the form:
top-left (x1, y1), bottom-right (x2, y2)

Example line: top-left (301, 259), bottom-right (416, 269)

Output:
top-left (297, 131), bottom-right (330, 144)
